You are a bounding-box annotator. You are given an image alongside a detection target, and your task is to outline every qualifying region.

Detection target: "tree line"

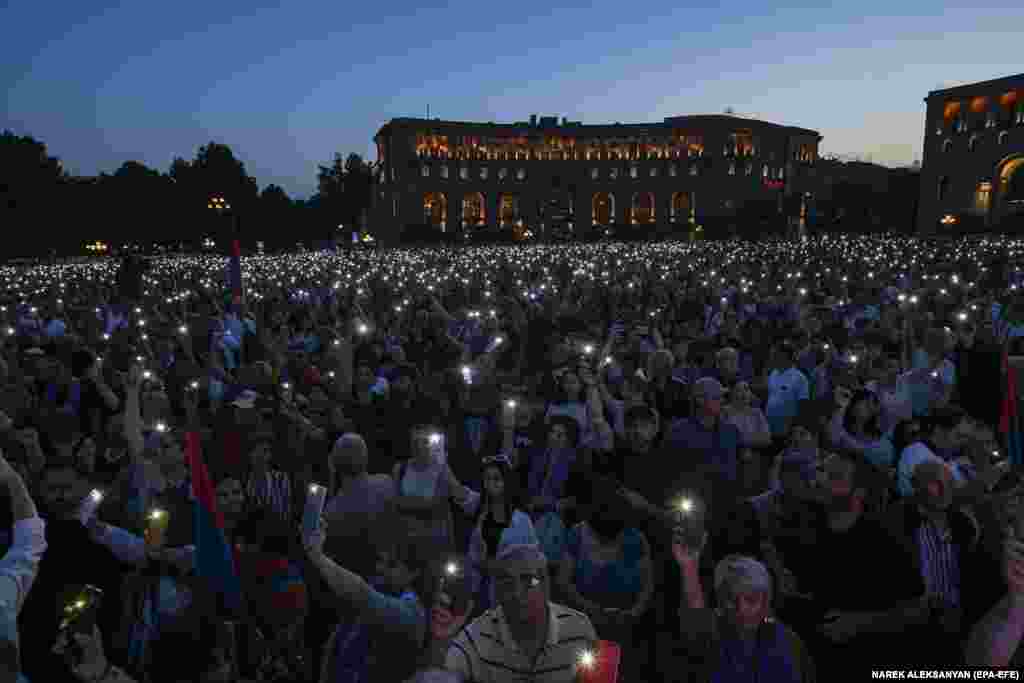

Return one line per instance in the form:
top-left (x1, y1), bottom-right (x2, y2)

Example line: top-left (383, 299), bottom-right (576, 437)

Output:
top-left (0, 130), bottom-right (374, 256)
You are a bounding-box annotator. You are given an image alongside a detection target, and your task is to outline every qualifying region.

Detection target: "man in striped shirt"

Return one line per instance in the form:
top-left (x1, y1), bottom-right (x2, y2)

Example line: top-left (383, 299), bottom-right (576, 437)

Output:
top-left (244, 432), bottom-right (292, 523)
top-left (444, 544), bottom-right (596, 683)
top-left (886, 460), bottom-right (991, 666)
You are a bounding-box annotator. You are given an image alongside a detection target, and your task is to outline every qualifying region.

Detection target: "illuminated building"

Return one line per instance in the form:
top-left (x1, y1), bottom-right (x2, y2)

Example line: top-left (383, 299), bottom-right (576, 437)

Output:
top-left (918, 73), bottom-right (1024, 232)
top-left (371, 113), bottom-right (821, 243)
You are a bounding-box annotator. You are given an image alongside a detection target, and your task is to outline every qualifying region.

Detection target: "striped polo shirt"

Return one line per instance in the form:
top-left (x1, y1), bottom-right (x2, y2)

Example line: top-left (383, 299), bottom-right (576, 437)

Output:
top-left (446, 602), bottom-right (597, 683)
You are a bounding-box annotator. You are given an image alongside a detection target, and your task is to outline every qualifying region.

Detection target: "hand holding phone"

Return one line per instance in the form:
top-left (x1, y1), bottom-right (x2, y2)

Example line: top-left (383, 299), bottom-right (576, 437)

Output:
top-left (576, 640), bottom-right (622, 683)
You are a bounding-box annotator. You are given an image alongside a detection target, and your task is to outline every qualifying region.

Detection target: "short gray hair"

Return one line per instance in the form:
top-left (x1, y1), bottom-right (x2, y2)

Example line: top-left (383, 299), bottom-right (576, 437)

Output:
top-left (714, 555), bottom-right (773, 600)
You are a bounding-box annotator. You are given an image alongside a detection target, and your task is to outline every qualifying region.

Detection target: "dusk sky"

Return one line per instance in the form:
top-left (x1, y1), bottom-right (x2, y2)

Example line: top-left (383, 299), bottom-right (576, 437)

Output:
top-left (3, 1), bottom-right (1023, 199)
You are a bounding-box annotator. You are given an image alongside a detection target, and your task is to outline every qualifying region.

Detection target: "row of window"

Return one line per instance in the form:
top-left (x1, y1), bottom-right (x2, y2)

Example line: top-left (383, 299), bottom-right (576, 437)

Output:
top-left (942, 130), bottom-right (1015, 153)
top-left (412, 145), bottom-right (814, 163)
top-left (420, 163), bottom-right (786, 181)
top-left (937, 109), bottom-right (1024, 135)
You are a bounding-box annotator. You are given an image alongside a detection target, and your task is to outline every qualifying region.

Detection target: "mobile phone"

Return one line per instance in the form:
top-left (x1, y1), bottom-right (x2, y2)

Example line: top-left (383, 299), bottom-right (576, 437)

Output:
top-left (439, 562), bottom-right (472, 616)
top-left (576, 640), bottom-right (622, 683)
top-left (670, 496), bottom-right (706, 550)
top-left (303, 484), bottom-right (328, 536)
top-left (59, 585), bottom-right (104, 636)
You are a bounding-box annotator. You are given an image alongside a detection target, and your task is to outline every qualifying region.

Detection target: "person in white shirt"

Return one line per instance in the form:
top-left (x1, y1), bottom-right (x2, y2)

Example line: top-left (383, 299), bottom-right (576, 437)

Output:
top-left (0, 450), bottom-right (47, 683)
top-left (896, 407), bottom-right (970, 497)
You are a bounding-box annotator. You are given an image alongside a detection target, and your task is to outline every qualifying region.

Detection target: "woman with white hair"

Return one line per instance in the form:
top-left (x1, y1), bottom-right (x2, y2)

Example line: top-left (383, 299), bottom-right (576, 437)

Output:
top-left (672, 535), bottom-right (815, 683)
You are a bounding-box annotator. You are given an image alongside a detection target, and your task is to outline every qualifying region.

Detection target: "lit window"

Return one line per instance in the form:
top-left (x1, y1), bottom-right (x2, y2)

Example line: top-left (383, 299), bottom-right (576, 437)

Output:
top-left (440, 165), bottom-right (449, 179)
top-left (650, 166), bottom-right (658, 178)
top-left (762, 165), bottom-right (769, 178)
top-left (669, 164), bottom-right (678, 177)
top-left (778, 169), bottom-right (785, 181)
top-left (610, 167), bottom-right (619, 180)
top-left (459, 167), bottom-right (469, 181)
top-left (480, 167), bottom-right (489, 180)
top-left (942, 139), bottom-right (953, 153)
top-left (422, 165), bottom-right (430, 178)
top-left (498, 168), bottom-right (508, 181)
top-left (591, 167), bottom-right (599, 180)
top-left (516, 168), bottom-right (526, 181)
top-left (630, 166), bottom-right (638, 179)
top-left (728, 162), bottom-right (736, 176)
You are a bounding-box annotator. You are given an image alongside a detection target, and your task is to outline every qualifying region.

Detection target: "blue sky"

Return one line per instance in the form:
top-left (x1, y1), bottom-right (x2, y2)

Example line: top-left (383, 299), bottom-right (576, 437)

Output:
top-left (3, 0), bottom-right (1022, 199)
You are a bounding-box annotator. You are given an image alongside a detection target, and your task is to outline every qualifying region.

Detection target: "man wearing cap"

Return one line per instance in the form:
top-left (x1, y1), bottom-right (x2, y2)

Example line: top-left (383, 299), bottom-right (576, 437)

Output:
top-left (0, 450), bottom-right (45, 683)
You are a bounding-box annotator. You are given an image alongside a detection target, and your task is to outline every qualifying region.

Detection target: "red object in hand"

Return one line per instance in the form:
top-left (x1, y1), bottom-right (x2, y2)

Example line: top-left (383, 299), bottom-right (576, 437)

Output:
top-left (576, 640), bottom-right (621, 683)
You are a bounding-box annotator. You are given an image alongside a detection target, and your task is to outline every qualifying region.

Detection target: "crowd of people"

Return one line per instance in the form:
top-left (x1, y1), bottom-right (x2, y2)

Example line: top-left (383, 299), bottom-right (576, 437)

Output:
top-left (2, 233), bottom-right (1024, 682)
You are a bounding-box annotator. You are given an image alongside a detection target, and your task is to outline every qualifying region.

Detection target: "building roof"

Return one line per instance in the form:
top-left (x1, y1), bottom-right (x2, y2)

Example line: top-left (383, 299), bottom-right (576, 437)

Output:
top-left (925, 73), bottom-right (1024, 100)
top-left (376, 114), bottom-right (821, 139)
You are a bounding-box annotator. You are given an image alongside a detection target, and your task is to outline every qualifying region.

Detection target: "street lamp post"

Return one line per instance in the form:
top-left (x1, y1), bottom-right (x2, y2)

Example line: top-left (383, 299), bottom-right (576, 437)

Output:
top-left (207, 196), bottom-right (233, 251)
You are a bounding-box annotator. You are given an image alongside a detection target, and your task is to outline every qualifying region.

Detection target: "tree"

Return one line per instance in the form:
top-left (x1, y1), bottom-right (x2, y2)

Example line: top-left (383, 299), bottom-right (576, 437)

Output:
top-left (168, 142), bottom-right (259, 245)
top-left (1, 131), bottom-right (68, 254)
top-left (315, 153), bottom-right (373, 239)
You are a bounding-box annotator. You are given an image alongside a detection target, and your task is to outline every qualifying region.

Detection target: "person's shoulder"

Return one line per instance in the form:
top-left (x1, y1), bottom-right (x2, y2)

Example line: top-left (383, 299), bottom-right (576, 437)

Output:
top-left (548, 602), bottom-right (596, 640)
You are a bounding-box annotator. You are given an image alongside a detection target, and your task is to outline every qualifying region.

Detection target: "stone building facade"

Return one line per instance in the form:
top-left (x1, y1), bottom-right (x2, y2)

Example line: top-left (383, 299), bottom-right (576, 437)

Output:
top-left (918, 73), bottom-right (1024, 232)
top-left (370, 114), bottom-right (821, 243)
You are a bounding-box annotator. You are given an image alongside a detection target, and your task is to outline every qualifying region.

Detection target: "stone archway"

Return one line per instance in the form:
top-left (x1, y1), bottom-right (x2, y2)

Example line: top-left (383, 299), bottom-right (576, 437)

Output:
top-left (631, 192), bottom-right (655, 224)
top-left (994, 155), bottom-right (1024, 226)
top-left (592, 192), bottom-right (614, 225)
top-left (423, 192), bottom-right (447, 231)
top-left (499, 193), bottom-right (520, 229)
top-left (462, 192), bottom-right (485, 230)
top-left (670, 192), bottom-right (691, 224)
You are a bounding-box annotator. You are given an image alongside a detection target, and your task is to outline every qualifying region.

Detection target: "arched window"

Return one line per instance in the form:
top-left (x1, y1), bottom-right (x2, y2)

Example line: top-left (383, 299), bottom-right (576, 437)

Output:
top-left (591, 167), bottom-right (599, 180)
top-left (937, 176), bottom-right (950, 201)
top-left (421, 164), bottom-right (430, 178)
top-left (440, 165), bottom-right (449, 180)
top-left (745, 162), bottom-right (753, 176)
top-left (762, 164), bottom-right (769, 178)
top-left (480, 167), bottom-right (488, 180)
top-left (630, 166), bottom-right (639, 179)
top-left (999, 132), bottom-right (1010, 146)
top-left (649, 166), bottom-right (658, 178)
top-left (942, 139), bottom-right (953, 153)
top-left (690, 164), bottom-right (699, 177)
top-left (498, 168), bottom-right (508, 181)
top-left (516, 168), bottom-right (526, 181)
top-left (968, 135), bottom-right (979, 152)
top-left (669, 164), bottom-right (678, 177)
top-left (728, 162), bottom-right (736, 176)
top-left (610, 167), bottom-right (620, 180)
top-left (459, 166), bottom-right (468, 181)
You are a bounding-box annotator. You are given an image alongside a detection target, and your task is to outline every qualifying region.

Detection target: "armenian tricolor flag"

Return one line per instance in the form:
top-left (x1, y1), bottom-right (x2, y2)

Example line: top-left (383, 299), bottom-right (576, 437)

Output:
top-left (1001, 352), bottom-right (1023, 467)
top-left (185, 431), bottom-right (242, 613)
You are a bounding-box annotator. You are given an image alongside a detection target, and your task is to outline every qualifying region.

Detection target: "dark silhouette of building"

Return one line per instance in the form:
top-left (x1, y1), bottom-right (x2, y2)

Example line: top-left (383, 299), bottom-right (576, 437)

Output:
top-left (918, 73), bottom-right (1024, 233)
top-left (370, 114), bottom-right (822, 243)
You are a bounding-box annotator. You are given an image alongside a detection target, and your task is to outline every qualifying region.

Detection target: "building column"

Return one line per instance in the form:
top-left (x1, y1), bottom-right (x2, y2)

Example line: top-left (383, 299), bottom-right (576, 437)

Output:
top-left (488, 191), bottom-right (500, 230)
